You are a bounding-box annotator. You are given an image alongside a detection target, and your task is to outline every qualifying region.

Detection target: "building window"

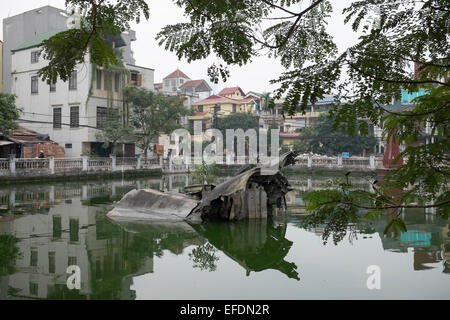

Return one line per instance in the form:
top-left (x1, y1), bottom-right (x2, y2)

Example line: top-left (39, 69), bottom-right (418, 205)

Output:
top-left (69, 218), bottom-right (79, 242)
top-left (164, 80), bottom-right (170, 87)
top-left (96, 68), bottom-right (102, 90)
top-left (180, 79), bottom-right (184, 84)
top-left (31, 51), bottom-right (40, 64)
top-left (68, 256), bottom-right (77, 266)
top-left (48, 252), bottom-right (56, 274)
top-left (97, 107), bottom-right (107, 129)
top-left (29, 282), bottom-right (38, 296)
top-left (114, 73), bottom-right (120, 92)
top-left (30, 250), bottom-right (38, 267)
top-left (69, 71), bottom-right (77, 90)
top-left (52, 215), bottom-right (62, 238)
top-left (131, 72), bottom-right (138, 85)
top-left (198, 105), bottom-right (203, 112)
top-left (31, 76), bottom-right (39, 93)
top-left (232, 104), bottom-right (237, 113)
top-left (65, 144), bottom-right (72, 149)
top-left (70, 106), bottom-right (79, 128)
top-left (53, 108), bottom-right (62, 129)
top-left (104, 72), bottom-right (112, 91)
top-left (50, 81), bottom-right (56, 92)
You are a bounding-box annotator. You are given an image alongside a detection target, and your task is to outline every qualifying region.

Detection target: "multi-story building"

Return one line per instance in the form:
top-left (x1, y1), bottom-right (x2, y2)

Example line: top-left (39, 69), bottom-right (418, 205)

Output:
top-left (10, 18), bottom-right (154, 157)
top-left (160, 69), bottom-right (191, 96)
top-left (2, 6), bottom-right (68, 94)
top-left (191, 86), bottom-right (258, 118)
top-left (0, 40), bottom-right (3, 92)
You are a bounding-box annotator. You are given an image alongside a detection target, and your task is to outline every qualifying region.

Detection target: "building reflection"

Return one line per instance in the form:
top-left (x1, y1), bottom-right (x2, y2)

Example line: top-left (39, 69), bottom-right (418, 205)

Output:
top-left (0, 176), bottom-right (300, 299)
top-left (0, 175), bottom-right (447, 300)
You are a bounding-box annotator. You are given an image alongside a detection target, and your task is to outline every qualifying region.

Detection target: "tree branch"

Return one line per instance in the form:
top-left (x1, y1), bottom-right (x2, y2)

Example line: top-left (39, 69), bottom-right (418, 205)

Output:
top-left (347, 61), bottom-right (450, 87)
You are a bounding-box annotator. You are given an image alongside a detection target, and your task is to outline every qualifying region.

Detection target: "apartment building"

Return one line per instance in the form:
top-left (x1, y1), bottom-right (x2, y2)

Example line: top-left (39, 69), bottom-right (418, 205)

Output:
top-left (10, 21), bottom-right (154, 157)
top-left (2, 6), bottom-right (68, 93)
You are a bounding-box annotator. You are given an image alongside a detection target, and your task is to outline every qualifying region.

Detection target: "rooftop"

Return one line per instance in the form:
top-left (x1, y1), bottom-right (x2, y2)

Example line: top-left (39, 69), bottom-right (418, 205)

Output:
top-left (12, 28), bottom-right (67, 52)
top-left (194, 94), bottom-right (256, 105)
top-left (163, 69), bottom-right (190, 80)
top-left (218, 87), bottom-right (245, 96)
top-left (180, 80), bottom-right (205, 88)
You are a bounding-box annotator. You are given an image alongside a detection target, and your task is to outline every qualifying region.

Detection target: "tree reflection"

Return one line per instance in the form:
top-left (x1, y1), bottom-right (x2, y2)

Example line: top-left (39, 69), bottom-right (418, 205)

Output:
top-left (300, 205), bottom-right (360, 245)
top-left (0, 235), bottom-right (21, 276)
top-left (189, 243), bottom-right (220, 272)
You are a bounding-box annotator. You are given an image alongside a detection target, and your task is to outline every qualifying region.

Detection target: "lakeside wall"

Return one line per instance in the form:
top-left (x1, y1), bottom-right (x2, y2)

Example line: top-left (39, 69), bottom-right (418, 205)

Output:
top-left (0, 154), bottom-right (382, 184)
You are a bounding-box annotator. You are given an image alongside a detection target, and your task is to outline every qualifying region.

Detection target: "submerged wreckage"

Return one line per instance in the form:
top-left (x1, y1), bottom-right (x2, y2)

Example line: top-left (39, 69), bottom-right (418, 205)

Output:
top-left (107, 152), bottom-right (298, 222)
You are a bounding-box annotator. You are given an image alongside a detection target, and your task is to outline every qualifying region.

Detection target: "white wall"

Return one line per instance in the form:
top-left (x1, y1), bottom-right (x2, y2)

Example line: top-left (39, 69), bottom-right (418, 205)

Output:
top-left (12, 48), bottom-right (92, 157)
top-left (12, 47), bottom-right (155, 158)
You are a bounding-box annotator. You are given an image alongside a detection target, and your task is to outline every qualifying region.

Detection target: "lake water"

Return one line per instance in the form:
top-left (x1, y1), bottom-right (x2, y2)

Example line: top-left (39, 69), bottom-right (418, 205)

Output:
top-left (0, 174), bottom-right (449, 300)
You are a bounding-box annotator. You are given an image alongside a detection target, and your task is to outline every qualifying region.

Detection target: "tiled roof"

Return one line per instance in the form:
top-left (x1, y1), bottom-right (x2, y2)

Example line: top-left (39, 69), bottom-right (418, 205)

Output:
top-left (218, 87), bottom-right (244, 96)
top-left (194, 94), bottom-right (257, 105)
top-left (13, 28), bottom-right (67, 52)
top-left (180, 80), bottom-right (204, 88)
top-left (163, 69), bottom-right (190, 80)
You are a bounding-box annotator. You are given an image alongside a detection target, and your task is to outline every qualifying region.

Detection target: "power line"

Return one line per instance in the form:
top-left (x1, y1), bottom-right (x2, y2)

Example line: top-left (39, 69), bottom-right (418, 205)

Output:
top-left (17, 118), bottom-right (100, 130)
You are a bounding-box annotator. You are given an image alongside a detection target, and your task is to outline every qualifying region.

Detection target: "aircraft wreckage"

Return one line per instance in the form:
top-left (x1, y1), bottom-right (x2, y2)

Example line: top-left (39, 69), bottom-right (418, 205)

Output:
top-left (107, 152), bottom-right (298, 222)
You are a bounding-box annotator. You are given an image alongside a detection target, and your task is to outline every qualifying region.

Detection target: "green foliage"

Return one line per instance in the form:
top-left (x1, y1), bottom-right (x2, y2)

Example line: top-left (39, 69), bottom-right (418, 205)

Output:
top-left (37, 0), bottom-right (449, 217)
top-left (192, 159), bottom-right (220, 185)
top-left (291, 113), bottom-right (377, 155)
top-left (0, 93), bottom-right (20, 135)
top-left (38, 0), bottom-right (149, 83)
top-left (95, 108), bottom-right (133, 154)
top-left (188, 243), bottom-right (220, 272)
top-left (216, 112), bottom-right (260, 152)
top-left (0, 235), bottom-right (21, 276)
top-left (123, 86), bottom-right (190, 157)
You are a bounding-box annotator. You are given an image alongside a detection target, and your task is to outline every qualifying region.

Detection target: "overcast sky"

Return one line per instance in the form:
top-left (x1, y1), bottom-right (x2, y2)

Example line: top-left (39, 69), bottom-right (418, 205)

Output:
top-left (0, 0), bottom-right (360, 94)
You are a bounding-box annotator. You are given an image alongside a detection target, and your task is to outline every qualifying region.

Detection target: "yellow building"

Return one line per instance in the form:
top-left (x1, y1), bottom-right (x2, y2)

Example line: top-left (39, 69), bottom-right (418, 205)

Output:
top-left (191, 87), bottom-right (258, 118)
top-left (0, 40), bottom-right (3, 92)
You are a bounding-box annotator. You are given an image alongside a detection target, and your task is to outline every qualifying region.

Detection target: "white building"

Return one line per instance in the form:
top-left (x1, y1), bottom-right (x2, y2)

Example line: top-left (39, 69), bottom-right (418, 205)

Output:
top-left (11, 28), bottom-right (154, 158)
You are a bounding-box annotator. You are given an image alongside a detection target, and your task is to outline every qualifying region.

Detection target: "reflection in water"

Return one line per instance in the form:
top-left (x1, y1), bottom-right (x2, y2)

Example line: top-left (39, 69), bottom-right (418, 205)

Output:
top-left (0, 174), bottom-right (448, 300)
top-left (191, 220), bottom-right (299, 280)
top-left (189, 243), bottom-right (220, 272)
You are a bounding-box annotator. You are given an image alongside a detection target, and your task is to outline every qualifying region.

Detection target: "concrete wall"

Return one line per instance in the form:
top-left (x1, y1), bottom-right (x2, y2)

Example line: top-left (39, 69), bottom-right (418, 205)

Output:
top-left (126, 64), bottom-right (154, 91)
top-left (2, 5), bottom-right (67, 93)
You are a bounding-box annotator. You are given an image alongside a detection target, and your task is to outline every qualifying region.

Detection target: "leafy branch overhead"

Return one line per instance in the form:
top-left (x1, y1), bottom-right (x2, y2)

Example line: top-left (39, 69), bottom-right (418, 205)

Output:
top-left (38, 0), bottom-right (149, 84)
top-left (35, 0), bottom-right (449, 216)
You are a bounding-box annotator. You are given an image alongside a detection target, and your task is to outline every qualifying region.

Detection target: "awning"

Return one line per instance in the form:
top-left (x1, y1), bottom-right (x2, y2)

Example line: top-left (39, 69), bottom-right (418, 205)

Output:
top-left (0, 140), bottom-right (14, 146)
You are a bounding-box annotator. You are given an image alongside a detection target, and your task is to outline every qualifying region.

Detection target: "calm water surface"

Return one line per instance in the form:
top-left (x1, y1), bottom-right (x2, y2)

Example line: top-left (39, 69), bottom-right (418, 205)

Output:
top-left (0, 174), bottom-right (448, 300)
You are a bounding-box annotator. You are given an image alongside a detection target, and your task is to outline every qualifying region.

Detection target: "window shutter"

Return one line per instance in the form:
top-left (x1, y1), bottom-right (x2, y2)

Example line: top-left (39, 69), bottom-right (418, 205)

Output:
top-left (137, 74), bottom-right (143, 87)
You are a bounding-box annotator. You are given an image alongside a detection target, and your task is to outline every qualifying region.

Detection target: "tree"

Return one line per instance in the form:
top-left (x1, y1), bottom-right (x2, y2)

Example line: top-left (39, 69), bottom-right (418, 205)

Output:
top-left (95, 108), bottom-right (133, 155)
top-left (291, 113), bottom-right (377, 156)
top-left (38, 0), bottom-right (449, 215)
top-left (0, 93), bottom-right (20, 135)
top-left (216, 112), bottom-right (260, 155)
top-left (192, 159), bottom-right (220, 185)
top-left (123, 86), bottom-right (191, 158)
